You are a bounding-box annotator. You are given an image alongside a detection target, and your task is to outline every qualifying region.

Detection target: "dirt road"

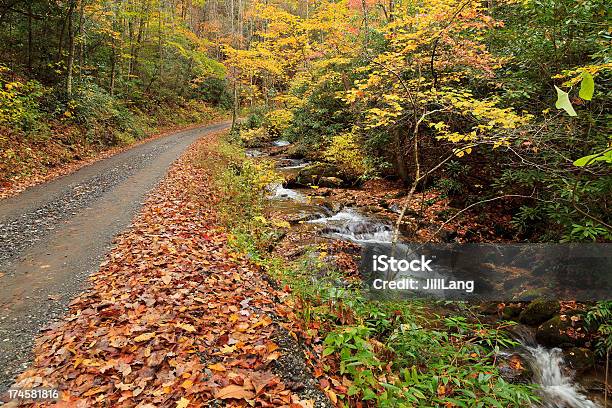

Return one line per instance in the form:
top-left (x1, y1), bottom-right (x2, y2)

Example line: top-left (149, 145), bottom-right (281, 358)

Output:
top-left (0, 121), bottom-right (230, 392)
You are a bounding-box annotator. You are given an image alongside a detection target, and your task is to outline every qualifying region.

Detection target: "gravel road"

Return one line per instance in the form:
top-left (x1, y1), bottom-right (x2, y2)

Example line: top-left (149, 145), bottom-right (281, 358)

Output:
top-left (0, 121), bottom-right (230, 392)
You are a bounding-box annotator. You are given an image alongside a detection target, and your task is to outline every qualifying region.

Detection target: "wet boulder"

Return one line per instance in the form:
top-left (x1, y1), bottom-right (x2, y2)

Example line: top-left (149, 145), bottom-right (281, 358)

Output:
top-left (563, 347), bottom-right (595, 374)
top-left (321, 201), bottom-right (343, 213)
top-left (519, 299), bottom-right (560, 326)
top-left (498, 353), bottom-right (533, 384)
top-left (297, 163), bottom-right (355, 186)
top-left (535, 313), bottom-right (591, 348)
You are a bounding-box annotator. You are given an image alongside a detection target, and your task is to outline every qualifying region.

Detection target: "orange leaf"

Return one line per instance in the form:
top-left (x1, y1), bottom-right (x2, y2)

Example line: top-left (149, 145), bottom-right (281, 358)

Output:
top-left (176, 323), bottom-right (197, 333)
top-left (208, 363), bottom-right (227, 372)
top-left (215, 384), bottom-right (255, 400)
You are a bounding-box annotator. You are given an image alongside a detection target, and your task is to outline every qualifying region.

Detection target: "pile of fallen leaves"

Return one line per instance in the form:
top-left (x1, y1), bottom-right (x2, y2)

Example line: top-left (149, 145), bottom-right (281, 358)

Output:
top-left (12, 136), bottom-right (318, 407)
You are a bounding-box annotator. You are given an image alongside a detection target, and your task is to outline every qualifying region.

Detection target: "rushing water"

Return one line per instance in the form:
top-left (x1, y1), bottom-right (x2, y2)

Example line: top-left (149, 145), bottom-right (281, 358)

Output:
top-left (267, 182), bottom-right (306, 201)
top-left (246, 148), bottom-right (264, 158)
top-left (524, 346), bottom-right (599, 408)
top-left (308, 208), bottom-right (394, 244)
top-left (506, 327), bottom-right (600, 408)
top-left (273, 140), bottom-right (291, 147)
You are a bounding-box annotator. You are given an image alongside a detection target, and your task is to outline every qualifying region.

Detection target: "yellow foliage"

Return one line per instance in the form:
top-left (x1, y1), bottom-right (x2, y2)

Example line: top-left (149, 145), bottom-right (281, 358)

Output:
top-left (265, 109), bottom-right (294, 135)
top-left (323, 131), bottom-right (368, 176)
top-left (239, 127), bottom-right (268, 143)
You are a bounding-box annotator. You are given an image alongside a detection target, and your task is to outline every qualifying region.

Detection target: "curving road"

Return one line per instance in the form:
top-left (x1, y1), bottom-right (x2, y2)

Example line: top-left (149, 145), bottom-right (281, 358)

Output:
top-left (0, 121), bottom-right (230, 392)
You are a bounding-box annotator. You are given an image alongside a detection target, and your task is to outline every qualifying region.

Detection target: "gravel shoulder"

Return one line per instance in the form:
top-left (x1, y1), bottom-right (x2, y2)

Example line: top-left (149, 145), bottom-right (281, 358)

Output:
top-left (0, 121), bottom-right (230, 392)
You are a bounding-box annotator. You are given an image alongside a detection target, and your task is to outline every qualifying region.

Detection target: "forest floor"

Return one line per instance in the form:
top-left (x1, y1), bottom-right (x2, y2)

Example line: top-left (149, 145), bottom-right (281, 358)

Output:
top-left (0, 127), bottom-right (328, 407)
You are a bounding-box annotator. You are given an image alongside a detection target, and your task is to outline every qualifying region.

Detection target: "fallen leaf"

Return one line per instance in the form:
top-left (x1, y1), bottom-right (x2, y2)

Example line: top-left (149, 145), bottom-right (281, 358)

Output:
top-left (176, 323), bottom-right (197, 333)
top-left (208, 363), bottom-right (226, 372)
top-left (216, 384), bottom-right (255, 400)
top-left (134, 332), bottom-right (156, 342)
top-left (176, 397), bottom-right (190, 408)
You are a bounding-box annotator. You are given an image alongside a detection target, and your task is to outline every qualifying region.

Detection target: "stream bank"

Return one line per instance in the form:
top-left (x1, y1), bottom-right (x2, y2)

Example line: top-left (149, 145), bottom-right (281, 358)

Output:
top-left (245, 138), bottom-right (610, 408)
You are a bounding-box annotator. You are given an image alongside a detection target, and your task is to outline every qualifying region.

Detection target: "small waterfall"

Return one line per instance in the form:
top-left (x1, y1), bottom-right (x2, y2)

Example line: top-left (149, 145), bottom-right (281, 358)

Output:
top-left (273, 140), bottom-right (291, 147)
top-left (278, 160), bottom-right (309, 170)
top-left (309, 209), bottom-right (394, 244)
top-left (524, 346), bottom-right (599, 408)
top-left (246, 149), bottom-right (264, 158)
top-left (268, 182), bottom-right (305, 201)
top-left (508, 327), bottom-right (599, 408)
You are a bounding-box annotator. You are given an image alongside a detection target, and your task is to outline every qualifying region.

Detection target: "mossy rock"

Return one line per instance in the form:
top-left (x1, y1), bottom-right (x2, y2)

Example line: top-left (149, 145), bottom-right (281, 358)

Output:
top-left (502, 303), bottom-right (524, 321)
top-left (535, 312), bottom-right (591, 348)
top-left (519, 299), bottom-right (560, 326)
top-left (297, 163), bottom-right (355, 186)
top-left (286, 144), bottom-right (321, 161)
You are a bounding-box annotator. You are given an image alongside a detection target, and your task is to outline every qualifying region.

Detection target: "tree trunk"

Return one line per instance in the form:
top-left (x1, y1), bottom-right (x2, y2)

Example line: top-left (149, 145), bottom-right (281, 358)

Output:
top-left (77, 0), bottom-right (85, 82)
top-left (109, 0), bottom-right (120, 96)
top-left (27, 2), bottom-right (32, 71)
top-left (392, 127), bottom-right (410, 184)
top-left (231, 73), bottom-right (239, 131)
top-left (361, 0), bottom-right (369, 49)
top-left (66, 0), bottom-right (79, 98)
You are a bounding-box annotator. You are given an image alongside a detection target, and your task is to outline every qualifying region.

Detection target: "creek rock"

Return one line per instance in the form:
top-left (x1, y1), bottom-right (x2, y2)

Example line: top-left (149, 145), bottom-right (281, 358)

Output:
top-left (498, 353), bottom-right (533, 384)
top-left (563, 347), bottom-right (595, 374)
top-left (502, 303), bottom-right (524, 321)
top-left (318, 177), bottom-right (344, 188)
top-left (478, 301), bottom-right (503, 316)
top-left (535, 313), bottom-right (592, 348)
top-left (286, 144), bottom-right (321, 161)
top-left (519, 299), bottom-right (560, 326)
top-left (287, 212), bottom-right (324, 225)
top-left (297, 163), bottom-right (341, 183)
top-left (322, 201), bottom-right (343, 213)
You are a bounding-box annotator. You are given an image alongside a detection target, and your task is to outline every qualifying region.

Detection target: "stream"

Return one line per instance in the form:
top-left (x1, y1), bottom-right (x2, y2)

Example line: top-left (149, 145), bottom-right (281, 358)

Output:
top-left (253, 140), bottom-right (606, 408)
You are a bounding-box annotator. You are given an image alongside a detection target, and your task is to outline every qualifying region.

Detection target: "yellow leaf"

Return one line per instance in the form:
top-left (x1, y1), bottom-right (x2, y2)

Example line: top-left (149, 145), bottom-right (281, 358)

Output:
top-left (176, 323), bottom-right (197, 333)
top-left (221, 344), bottom-right (236, 354)
top-left (176, 397), bottom-right (190, 408)
top-left (134, 332), bottom-right (156, 342)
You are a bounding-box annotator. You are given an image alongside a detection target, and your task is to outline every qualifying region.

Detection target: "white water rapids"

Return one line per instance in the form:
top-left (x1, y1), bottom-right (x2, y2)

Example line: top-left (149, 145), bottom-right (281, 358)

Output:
top-left (523, 346), bottom-right (599, 408)
top-left (308, 208), bottom-right (394, 244)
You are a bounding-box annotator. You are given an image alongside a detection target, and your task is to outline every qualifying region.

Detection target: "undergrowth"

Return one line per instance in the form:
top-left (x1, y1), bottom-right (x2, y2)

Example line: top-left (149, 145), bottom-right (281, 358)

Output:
top-left (197, 134), bottom-right (540, 407)
top-left (0, 69), bottom-right (227, 188)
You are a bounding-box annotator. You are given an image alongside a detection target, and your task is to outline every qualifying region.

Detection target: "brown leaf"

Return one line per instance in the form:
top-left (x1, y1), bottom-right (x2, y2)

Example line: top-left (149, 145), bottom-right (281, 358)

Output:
top-left (215, 384), bottom-right (255, 400)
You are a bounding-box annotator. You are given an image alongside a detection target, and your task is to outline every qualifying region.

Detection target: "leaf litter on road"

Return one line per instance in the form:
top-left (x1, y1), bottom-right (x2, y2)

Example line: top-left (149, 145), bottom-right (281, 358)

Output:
top-left (13, 135), bottom-right (322, 408)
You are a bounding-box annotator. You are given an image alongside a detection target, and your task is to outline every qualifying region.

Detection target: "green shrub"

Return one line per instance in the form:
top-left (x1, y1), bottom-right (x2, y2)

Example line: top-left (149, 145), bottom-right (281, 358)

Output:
top-left (194, 76), bottom-right (232, 109)
top-left (0, 65), bottom-right (46, 131)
